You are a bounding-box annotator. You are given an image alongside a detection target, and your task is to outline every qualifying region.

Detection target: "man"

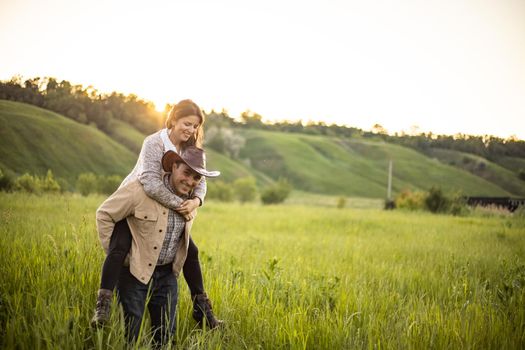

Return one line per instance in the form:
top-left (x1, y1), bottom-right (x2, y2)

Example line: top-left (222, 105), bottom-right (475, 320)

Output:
top-left (96, 146), bottom-right (220, 346)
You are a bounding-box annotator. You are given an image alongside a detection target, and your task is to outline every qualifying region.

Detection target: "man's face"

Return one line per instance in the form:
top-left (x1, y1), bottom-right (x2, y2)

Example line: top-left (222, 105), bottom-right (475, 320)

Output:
top-left (170, 162), bottom-right (202, 196)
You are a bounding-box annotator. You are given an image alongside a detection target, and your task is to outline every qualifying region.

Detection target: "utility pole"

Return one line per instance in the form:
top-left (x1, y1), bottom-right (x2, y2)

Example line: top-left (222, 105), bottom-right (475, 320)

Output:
top-left (385, 159), bottom-right (394, 209)
top-left (387, 159), bottom-right (392, 200)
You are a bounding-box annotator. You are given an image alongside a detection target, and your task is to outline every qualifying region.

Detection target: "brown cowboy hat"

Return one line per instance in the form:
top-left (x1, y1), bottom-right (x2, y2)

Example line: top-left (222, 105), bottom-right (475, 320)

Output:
top-left (161, 146), bottom-right (220, 178)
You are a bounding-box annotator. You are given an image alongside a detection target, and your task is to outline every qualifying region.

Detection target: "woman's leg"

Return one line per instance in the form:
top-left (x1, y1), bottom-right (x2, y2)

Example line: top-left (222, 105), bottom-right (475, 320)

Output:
top-left (183, 237), bottom-right (223, 328)
top-left (100, 219), bottom-right (133, 290)
top-left (183, 237), bottom-right (205, 296)
top-left (91, 219), bottom-right (132, 327)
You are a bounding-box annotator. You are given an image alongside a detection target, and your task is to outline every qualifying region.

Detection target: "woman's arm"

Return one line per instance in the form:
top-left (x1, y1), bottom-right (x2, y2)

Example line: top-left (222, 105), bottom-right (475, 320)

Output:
top-left (137, 135), bottom-right (184, 210)
top-left (192, 176), bottom-right (207, 205)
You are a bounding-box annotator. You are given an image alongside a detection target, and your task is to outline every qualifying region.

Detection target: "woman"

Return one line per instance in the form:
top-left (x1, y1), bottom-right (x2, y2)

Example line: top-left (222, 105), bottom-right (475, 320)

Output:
top-left (91, 99), bottom-right (222, 329)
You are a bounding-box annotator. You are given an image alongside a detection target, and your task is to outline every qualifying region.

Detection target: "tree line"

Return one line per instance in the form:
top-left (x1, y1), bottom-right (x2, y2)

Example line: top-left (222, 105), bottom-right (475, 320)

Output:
top-left (0, 76), bottom-right (163, 135)
top-left (2, 75), bottom-right (524, 162)
top-left (206, 110), bottom-right (525, 162)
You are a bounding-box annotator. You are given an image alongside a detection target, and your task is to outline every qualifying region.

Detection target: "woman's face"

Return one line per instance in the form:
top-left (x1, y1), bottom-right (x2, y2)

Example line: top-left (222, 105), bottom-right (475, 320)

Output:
top-left (171, 115), bottom-right (201, 143)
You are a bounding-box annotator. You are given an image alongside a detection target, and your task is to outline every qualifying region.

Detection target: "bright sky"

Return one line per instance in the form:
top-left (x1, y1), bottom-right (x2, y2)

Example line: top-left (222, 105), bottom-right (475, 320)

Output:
top-left (1, 0), bottom-right (524, 139)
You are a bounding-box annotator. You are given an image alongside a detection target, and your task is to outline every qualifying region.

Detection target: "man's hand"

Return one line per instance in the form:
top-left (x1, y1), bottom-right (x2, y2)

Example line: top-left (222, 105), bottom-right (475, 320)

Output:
top-left (175, 197), bottom-right (200, 220)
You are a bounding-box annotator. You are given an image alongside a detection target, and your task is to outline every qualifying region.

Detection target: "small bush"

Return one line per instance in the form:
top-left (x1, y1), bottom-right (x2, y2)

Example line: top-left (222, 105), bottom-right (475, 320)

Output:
top-left (261, 178), bottom-right (291, 205)
top-left (98, 175), bottom-right (122, 195)
top-left (0, 168), bottom-right (14, 192)
top-left (233, 177), bottom-right (258, 203)
top-left (56, 177), bottom-right (71, 193)
top-left (384, 199), bottom-right (395, 210)
top-left (14, 173), bottom-right (42, 193)
top-left (76, 173), bottom-right (98, 196)
top-left (448, 192), bottom-right (468, 216)
top-left (206, 180), bottom-right (234, 202)
top-left (337, 197), bottom-right (346, 209)
top-left (425, 186), bottom-right (450, 213)
top-left (394, 189), bottom-right (426, 210)
top-left (41, 170), bottom-right (60, 193)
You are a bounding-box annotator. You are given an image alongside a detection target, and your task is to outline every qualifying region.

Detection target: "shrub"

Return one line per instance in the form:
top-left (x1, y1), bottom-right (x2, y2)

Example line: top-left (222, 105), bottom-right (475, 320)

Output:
top-left (337, 197), bottom-right (346, 209)
top-left (14, 173), bottom-right (42, 193)
top-left (76, 173), bottom-right (98, 196)
top-left (448, 192), bottom-right (468, 216)
top-left (56, 177), bottom-right (71, 193)
top-left (0, 168), bottom-right (14, 192)
top-left (98, 175), bottom-right (122, 194)
top-left (261, 178), bottom-right (292, 205)
top-left (41, 170), bottom-right (61, 193)
top-left (233, 177), bottom-right (258, 203)
top-left (394, 189), bottom-right (426, 210)
top-left (424, 186), bottom-right (450, 213)
top-left (384, 199), bottom-right (395, 210)
top-left (206, 180), bottom-right (234, 202)
top-left (205, 126), bottom-right (246, 159)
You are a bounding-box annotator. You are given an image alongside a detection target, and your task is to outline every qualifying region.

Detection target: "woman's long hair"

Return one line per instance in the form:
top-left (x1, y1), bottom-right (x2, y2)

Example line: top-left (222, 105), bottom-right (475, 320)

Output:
top-left (165, 99), bottom-right (205, 149)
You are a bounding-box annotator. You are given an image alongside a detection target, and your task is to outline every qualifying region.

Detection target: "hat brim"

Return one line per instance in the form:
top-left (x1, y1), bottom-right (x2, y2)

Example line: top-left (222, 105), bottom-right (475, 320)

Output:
top-left (162, 150), bottom-right (221, 178)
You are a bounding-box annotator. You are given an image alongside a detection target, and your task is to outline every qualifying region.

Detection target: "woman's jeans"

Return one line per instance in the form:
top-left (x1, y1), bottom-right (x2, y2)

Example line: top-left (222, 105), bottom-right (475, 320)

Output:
top-left (117, 264), bottom-right (178, 346)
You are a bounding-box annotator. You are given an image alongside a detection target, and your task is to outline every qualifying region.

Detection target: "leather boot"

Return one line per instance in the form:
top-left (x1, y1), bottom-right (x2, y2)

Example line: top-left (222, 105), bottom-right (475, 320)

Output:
top-left (192, 293), bottom-right (223, 329)
top-left (90, 289), bottom-right (113, 327)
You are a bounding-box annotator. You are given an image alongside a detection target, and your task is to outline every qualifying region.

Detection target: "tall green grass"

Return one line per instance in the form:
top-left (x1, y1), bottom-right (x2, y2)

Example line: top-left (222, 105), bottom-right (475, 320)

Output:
top-left (1, 192), bottom-right (524, 349)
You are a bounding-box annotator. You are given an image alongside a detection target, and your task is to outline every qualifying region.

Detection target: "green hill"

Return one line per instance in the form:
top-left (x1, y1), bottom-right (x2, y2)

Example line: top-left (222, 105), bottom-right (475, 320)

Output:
top-left (0, 100), bottom-right (137, 184)
top-left (426, 148), bottom-right (525, 196)
top-left (107, 119), bottom-right (148, 154)
top-left (495, 156), bottom-right (525, 173)
top-left (239, 129), bottom-right (513, 197)
top-left (1, 100), bottom-right (520, 198)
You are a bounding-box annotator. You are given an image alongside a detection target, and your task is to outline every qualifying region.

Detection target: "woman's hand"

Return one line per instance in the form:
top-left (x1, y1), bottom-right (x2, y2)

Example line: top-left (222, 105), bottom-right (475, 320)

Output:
top-left (175, 197), bottom-right (200, 217)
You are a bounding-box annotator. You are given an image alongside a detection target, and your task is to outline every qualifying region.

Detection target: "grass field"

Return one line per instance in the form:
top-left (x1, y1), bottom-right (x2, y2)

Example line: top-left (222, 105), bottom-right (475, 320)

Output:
top-left (1, 192), bottom-right (524, 349)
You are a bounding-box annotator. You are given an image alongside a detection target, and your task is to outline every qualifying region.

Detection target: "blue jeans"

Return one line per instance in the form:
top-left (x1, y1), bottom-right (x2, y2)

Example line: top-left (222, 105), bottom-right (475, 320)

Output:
top-left (117, 264), bottom-right (178, 346)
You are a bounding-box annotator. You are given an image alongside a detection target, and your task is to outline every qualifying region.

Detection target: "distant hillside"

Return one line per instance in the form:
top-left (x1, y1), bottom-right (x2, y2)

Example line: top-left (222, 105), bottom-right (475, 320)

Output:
top-left (426, 148), bottom-right (525, 196)
top-left (495, 156), bottom-right (525, 173)
top-left (107, 119), bottom-right (148, 154)
top-left (1, 100), bottom-right (520, 198)
top-left (239, 129), bottom-right (514, 197)
top-left (0, 100), bottom-right (137, 184)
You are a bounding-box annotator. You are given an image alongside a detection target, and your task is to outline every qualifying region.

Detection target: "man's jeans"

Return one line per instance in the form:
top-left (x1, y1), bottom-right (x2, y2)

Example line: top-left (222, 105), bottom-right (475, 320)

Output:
top-left (117, 264), bottom-right (178, 346)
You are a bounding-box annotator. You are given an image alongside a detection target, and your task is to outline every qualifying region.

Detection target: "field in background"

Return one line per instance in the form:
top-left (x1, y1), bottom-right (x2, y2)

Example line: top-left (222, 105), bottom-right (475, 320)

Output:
top-left (1, 192), bottom-right (524, 349)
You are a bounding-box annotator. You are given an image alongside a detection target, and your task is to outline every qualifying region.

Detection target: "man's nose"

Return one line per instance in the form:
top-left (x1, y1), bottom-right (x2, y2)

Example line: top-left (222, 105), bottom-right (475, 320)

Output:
top-left (187, 177), bottom-right (198, 188)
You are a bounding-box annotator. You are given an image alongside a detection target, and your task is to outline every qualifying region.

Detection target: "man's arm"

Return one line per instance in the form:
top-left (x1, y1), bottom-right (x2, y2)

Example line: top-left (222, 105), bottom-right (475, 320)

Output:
top-left (95, 183), bottom-right (137, 254)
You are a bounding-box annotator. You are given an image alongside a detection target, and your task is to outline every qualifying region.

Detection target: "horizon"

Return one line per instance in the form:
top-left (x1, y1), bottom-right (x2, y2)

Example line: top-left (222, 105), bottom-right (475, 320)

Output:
top-left (1, 0), bottom-right (524, 139)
